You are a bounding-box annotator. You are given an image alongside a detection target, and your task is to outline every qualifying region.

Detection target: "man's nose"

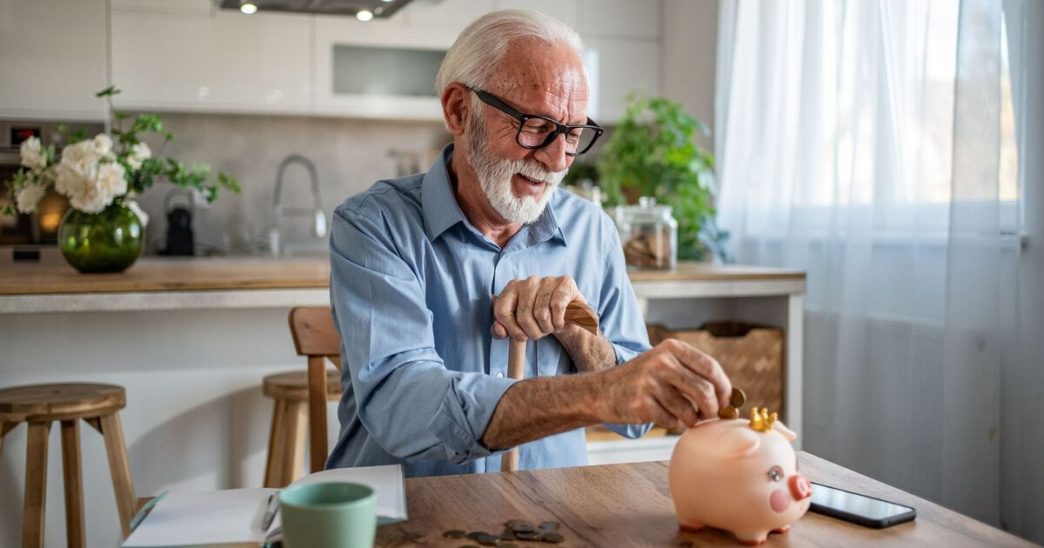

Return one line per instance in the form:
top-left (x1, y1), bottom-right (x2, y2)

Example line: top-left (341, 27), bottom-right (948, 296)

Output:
top-left (533, 133), bottom-right (571, 174)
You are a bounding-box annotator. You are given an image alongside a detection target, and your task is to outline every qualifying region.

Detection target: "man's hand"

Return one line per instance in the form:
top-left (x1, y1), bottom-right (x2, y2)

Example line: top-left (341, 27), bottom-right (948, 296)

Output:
top-left (596, 339), bottom-right (732, 428)
top-left (493, 276), bottom-right (586, 341)
top-left (480, 338), bottom-right (732, 450)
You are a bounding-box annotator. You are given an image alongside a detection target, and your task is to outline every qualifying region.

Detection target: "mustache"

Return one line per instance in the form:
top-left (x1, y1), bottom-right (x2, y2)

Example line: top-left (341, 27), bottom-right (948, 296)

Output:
top-left (513, 159), bottom-right (568, 185)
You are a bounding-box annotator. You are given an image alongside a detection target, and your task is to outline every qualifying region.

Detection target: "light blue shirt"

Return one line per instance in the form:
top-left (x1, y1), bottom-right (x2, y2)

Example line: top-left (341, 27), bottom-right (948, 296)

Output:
top-left (326, 145), bottom-right (652, 478)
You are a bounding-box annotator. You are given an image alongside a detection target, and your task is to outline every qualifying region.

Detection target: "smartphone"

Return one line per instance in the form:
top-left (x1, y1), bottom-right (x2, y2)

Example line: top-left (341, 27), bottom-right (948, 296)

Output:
top-left (809, 482), bottom-right (917, 528)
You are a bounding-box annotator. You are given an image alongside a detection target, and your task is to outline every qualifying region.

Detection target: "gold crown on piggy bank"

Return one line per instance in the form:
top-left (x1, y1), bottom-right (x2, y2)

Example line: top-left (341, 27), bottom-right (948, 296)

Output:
top-left (749, 407), bottom-right (778, 433)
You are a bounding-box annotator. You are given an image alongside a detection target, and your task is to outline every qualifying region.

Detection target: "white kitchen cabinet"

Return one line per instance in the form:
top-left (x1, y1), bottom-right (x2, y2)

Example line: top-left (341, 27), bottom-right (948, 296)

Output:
top-left (312, 15), bottom-right (446, 120)
top-left (584, 37), bottom-right (661, 123)
top-left (400, 0), bottom-right (495, 39)
top-left (0, 0), bottom-right (108, 120)
top-left (110, 8), bottom-right (312, 114)
top-left (580, 0), bottom-right (661, 39)
top-left (495, 0), bottom-right (579, 28)
top-left (110, 0), bottom-right (213, 13)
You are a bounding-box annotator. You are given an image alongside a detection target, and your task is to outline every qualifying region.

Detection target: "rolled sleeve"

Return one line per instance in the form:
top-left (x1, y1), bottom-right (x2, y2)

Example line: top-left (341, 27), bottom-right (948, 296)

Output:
top-left (330, 204), bottom-right (514, 463)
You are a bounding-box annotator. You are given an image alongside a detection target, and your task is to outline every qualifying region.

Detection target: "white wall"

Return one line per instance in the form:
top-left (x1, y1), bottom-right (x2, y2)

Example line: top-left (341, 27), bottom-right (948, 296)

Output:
top-left (662, 0), bottom-right (719, 150)
top-left (129, 113), bottom-right (449, 257)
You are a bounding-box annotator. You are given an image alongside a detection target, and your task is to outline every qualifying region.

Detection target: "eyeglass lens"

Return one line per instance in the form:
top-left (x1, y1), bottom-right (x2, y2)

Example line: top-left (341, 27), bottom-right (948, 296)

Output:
top-left (518, 117), bottom-right (598, 154)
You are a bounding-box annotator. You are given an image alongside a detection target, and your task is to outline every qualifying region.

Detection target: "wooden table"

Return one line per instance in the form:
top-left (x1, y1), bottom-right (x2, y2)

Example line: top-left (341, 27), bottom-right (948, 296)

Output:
top-left (376, 452), bottom-right (1032, 547)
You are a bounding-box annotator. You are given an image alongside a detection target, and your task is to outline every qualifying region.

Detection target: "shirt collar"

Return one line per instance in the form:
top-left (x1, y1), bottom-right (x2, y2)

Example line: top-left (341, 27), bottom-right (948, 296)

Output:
top-left (421, 144), bottom-right (467, 242)
top-left (421, 144), bottom-right (567, 248)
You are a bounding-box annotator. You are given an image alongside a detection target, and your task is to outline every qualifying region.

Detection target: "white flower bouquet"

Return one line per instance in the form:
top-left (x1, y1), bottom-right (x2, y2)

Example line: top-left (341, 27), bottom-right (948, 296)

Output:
top-left (2, 86), bottom-right (239, 219)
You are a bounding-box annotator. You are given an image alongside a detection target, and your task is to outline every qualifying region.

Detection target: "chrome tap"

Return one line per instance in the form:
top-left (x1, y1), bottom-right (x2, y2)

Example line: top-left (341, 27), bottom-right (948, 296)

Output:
top-left (269, 154), bottom-right (327, 256)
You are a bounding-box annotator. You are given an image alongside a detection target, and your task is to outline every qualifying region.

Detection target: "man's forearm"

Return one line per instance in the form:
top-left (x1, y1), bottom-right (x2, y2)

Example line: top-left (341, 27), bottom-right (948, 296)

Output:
top-left (480, 371), bottom-right (605, 450)
top-left (553, 323), bottom-right (617, 372)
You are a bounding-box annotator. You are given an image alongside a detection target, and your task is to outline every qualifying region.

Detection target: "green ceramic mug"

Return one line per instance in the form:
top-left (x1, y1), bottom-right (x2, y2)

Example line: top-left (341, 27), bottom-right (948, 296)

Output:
top-left (279, 482), bottom-right (377, 548)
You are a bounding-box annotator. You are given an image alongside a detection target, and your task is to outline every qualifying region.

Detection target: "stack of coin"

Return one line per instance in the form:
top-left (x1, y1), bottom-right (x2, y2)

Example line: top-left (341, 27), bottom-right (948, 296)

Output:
top-left (717, 387), bottom-right (747, 419)
top-left (445, 519), bottom-right (565, 546)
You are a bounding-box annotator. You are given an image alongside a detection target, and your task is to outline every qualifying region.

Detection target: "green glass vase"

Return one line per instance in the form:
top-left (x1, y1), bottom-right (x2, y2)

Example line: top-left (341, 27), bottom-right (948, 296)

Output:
top-left (58, 200), bottom-right (143, 273)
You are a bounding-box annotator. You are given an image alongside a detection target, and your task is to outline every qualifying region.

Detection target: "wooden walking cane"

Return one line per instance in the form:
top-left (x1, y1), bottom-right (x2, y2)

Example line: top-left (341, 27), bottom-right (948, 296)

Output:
top-left (501, 298), bottom-right (599, 472)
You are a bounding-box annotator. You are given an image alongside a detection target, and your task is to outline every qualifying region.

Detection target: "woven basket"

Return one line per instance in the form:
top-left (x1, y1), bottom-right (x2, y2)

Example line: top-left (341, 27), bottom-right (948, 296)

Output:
top-left (647, 321), bottom-right (785, 422)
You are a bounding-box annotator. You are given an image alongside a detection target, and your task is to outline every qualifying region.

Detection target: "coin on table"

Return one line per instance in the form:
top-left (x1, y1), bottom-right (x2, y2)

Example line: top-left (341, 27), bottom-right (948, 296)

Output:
top-left (476, 534), bottom-right (501, 546)
top-left (540, 531), bottom-right (565, 543)
top-left (504, 519), bottom-right (528, 529)
top-left (499, 529), bottom-right (517, 541)
top-left (467, 531), bottom-right (489, 541)
top-left (511, 523), bottom-right (536, 534)
top-left (730, 387), bottom-right (747, 408)
top-left (445, 529), bottom-right (468, 539)
top-left (514, 530), bottom-right (541, 541)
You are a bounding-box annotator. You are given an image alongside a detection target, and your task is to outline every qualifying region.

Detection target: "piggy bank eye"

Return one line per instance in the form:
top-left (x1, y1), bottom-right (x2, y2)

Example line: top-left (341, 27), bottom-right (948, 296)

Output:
top-left (768, 466), bottom-right (784, 482)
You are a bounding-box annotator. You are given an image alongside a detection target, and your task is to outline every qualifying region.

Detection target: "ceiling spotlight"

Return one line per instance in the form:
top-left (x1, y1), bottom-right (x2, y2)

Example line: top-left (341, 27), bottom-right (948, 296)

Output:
top-left (381, 0), bottom-right (394, 2)
top-left (240, 2), bottom-right (257, 14)
top-left (356, 9), bottom-right (374, 21)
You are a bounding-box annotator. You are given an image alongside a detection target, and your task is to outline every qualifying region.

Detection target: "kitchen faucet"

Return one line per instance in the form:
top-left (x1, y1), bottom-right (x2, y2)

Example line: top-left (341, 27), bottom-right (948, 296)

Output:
top-left (269, 154), bottom-right (327, 256)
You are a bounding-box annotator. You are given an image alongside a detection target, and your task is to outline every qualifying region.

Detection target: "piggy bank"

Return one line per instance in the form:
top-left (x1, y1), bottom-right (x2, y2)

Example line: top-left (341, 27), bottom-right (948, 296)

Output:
top-left (668, 408), bottom-right (812, 545)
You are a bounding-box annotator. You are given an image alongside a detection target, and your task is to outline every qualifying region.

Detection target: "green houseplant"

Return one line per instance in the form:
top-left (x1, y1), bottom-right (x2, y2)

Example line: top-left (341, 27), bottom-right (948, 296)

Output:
top-left (599, 95), bottom-right (729, 263)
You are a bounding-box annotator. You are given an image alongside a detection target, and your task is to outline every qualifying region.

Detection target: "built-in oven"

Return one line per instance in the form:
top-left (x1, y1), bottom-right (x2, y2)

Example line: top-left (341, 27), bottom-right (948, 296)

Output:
top-left (0, 120), bottom-right (104, 246)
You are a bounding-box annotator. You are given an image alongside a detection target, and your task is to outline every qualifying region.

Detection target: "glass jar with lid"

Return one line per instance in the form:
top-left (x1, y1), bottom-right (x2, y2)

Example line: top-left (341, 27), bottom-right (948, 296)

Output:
top-left (612, 196), bottom-right (677, 270)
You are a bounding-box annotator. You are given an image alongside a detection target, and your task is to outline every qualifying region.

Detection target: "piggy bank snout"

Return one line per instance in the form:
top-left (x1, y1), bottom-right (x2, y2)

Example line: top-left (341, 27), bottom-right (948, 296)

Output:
top-left (789, 474), bottom-right (812, 501)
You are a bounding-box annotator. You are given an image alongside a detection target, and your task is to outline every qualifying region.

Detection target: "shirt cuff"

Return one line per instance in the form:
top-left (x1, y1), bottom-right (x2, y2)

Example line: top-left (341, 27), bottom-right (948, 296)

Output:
top-left (430, 374), bottom-right (518, 464)
top-left (611, 341), bottom-right (642, 365)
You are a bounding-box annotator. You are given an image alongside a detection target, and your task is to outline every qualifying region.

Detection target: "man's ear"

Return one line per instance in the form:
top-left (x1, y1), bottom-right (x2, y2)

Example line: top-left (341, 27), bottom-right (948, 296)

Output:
top-left (441, 82), bottom-right (471, 136)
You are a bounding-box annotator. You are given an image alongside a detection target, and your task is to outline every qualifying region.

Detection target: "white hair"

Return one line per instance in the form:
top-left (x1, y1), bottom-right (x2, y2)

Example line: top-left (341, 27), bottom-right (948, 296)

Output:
top-left (434, 9), bottom-right (585, 96)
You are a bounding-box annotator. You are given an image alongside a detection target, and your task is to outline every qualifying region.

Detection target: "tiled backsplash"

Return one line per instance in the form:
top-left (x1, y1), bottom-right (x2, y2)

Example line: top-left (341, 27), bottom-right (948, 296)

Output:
top-left (135, 112), bottom-right (449, 256)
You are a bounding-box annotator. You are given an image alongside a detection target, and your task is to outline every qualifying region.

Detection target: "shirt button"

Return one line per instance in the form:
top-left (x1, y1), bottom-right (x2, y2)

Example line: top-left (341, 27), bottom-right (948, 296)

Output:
top-left (495, 372), bottom-right (504, 378)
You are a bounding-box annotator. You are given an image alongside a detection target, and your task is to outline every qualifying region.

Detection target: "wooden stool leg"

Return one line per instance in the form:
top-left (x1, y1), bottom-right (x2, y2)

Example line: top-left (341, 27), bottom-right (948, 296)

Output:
top-left (307, 356), bottom-right (328, 473)
top-left (23, 421), bottom-right (51, 548)
top-left (264, 399), bottom-right (288, 488)
top-left (283, 401), bottom-right (307, 486)
top-left (98, 413), bottom-right (135, 538)
top-left (60, 420), bottom-right (86, 548)
top-left (0, 421), bottom-right (16, 460)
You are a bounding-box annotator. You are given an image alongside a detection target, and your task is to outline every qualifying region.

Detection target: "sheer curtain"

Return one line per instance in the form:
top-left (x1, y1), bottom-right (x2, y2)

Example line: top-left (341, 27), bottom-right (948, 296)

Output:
top-left (715, 0), bottom-right (1023, 526)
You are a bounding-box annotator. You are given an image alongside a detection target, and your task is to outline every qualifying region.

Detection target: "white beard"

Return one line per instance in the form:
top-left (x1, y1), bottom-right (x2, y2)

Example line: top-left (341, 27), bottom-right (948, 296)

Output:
top-left (466, 113), bottom-right (567, 225)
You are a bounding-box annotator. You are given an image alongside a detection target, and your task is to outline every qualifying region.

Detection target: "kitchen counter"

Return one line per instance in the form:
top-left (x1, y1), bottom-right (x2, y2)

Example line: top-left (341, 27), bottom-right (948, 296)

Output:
top-left (0, 257), bottom-right (804, 314)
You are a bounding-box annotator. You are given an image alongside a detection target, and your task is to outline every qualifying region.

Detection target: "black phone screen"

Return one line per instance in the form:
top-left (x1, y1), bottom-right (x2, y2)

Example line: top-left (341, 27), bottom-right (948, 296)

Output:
top-left (809, 482), bottom-right (916, 528)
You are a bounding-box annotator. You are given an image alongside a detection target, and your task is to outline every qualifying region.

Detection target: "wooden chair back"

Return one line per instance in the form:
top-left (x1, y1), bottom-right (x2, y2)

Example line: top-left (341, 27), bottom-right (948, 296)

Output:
top-left (288, 306), bottom-right (342, 472)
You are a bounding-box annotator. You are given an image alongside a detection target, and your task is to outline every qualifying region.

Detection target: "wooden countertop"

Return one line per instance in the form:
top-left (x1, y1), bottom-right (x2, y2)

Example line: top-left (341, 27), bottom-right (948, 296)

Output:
top-left (0, 257), bottom-right (804, 296)
top-left (376, 452), bottom-right (1031, 547)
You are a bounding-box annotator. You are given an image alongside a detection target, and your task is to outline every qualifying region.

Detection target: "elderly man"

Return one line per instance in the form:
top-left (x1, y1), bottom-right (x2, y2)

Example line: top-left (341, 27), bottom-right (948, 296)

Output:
top-left (327, 10), bottom-right (731, 477)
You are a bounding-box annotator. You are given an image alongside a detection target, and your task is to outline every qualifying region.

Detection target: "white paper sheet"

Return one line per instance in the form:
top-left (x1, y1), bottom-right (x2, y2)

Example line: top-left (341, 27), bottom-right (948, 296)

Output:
top-left (123, 464), bottom-right (406, 547)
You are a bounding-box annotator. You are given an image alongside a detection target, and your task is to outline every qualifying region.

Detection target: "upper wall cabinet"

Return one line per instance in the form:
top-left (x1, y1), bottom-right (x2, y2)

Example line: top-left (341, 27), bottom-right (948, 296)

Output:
top-left (0, 0), bottom-right (108, 121)
top-left (579, 0), bottom-right (660, 39)
top-left (312, 16), bottom-right (446, 119)
top-left (111, 8), bottom-right (312, 114)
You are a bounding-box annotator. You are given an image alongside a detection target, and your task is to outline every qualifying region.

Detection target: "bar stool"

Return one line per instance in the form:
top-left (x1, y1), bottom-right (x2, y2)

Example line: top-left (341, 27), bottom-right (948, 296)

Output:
top-left (0, 383), bottom-right (136, 548)
top-left (261, 306), bottom-right (342, 487)
top-left (261, 369), bottom-right (340, 487)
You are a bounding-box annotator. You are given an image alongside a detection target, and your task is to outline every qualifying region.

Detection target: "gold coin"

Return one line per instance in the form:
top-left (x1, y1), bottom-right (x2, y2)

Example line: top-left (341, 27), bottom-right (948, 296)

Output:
top-left (717, 406), bottom-right (740, 420)
top-left (730, 387), bottom-right (747, 408)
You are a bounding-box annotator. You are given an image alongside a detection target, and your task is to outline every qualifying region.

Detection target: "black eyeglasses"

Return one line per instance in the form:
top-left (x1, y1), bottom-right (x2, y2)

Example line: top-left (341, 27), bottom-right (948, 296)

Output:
top-left (470, 88), bottom-right (604, 156)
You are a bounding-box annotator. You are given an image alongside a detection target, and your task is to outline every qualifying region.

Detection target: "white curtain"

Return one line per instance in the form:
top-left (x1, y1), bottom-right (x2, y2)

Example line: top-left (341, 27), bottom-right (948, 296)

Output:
top-left (715, 0), bottom-right (1026, 529)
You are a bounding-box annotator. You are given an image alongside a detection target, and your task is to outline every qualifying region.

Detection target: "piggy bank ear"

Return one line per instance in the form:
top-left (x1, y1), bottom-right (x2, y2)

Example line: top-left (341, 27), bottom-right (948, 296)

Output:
top-left (772, 420), bottom-right (797, 442)
top-left (718, 428), bottom-right (762, 458)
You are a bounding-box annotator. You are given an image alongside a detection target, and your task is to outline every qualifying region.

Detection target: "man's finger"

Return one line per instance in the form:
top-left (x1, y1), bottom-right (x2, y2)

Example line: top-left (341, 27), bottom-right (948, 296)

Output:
top-left (549, 277), bottom-right (577, 330)
top-left (533, 281), bottom-right (557, 335)
top-left (655, 352), bottom-right (722, 419)
top-left (663, 339), bottom-right (732, 408)
top-left (493, 290), bottom-right (526, 341)
top-left (514, 278), bottom-right (545, 339)
top-left (653, 385), bottom-right (700, 427)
